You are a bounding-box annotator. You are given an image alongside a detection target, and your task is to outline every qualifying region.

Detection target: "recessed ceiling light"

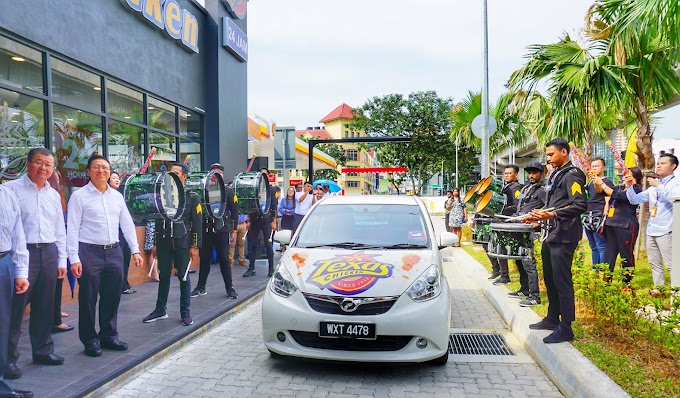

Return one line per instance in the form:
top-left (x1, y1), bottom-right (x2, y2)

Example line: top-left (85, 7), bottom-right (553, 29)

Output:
top-left (148, 106), bottom-right (155, 110)
top-left (66, 118), bottom-right (73, 122)
top-left (186, 114), bottom-right (191, 117)
top-left (124, 116), bottom-right (131, 119)
top-left (93, 86), bottom-right (101, 91)
top-left (11, 56), bottom-right (25, 62)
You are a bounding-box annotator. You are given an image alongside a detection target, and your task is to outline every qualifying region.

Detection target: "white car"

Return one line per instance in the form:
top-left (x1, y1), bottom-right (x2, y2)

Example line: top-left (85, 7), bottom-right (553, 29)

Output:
top-left (262, 195), bottom-right (457, 365)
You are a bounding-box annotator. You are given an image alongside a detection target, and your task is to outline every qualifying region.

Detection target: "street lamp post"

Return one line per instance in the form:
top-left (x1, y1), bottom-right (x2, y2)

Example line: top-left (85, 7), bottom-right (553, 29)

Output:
top-left (481, 0), bottom-right (490, 178)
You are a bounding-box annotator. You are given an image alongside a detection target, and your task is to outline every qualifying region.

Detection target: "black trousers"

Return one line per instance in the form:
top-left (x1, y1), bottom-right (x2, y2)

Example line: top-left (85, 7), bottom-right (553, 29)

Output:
top-left (120, 230), bottom-right (132, 291)
top-left (248, 217), bottom-right (274, 272)
top-left (78, 243), bottom-right (124, 346)
top-left (8, 244), bottom-right (58, 364)
top-left (53, 277), bottom-right (63, 327)
top-left (605, 223), bottom-right (638, 284)
top-left (484, 247), bottom-right (509, 278)
top-left (0, 253), bottom-right (15, 395)
top-left (197, 228), bottom-right (233, 291)
top-left (155, 236), bottom-right (191, 314)
top-left (519, 256), bottom-right (540, 298)
top-left (541, 241), bottom-right (578, 323)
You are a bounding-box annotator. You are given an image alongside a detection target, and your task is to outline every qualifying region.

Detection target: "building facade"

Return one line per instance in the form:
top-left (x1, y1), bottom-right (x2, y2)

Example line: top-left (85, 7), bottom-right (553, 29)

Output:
top-left (0, 0), bottom-right (248, 197)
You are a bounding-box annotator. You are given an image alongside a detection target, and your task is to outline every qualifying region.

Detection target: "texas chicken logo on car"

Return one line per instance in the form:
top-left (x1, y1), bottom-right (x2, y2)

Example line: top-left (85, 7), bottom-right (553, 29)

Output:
top-left (307, 252), bottom-right (394, 295)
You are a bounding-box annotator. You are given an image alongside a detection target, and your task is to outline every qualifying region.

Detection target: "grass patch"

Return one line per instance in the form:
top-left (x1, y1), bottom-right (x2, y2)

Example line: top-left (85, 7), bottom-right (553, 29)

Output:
top-left (461, 237), bottom-right (679, 398)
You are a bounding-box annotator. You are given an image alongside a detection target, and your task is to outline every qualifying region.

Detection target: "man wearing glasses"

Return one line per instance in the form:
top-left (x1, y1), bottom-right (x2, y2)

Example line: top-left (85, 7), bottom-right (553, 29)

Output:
top-left (67, 155), bottom-right (143, 357)
top-left (3, 149), bottom-right (68, 380)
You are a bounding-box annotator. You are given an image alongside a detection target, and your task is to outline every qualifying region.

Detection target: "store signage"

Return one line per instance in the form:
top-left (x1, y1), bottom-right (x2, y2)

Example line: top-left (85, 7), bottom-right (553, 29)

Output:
top-left (222, 0), bottom-right (247, 19)
top-left (120, 0), bottom-right (200, 54)
top-left (223, 18), bottom-right (248, 62)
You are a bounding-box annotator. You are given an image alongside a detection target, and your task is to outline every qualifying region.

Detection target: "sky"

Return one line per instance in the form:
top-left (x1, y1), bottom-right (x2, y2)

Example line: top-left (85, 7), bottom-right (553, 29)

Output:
top-left (246, 0), bottom-right (679, 139)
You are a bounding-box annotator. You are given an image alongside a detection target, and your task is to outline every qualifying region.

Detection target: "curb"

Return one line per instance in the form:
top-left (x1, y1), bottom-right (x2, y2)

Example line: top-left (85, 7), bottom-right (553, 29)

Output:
top-left (86, 291), bottom-right (265, 398)
top-left (445, 247), bottom-right (630, 398)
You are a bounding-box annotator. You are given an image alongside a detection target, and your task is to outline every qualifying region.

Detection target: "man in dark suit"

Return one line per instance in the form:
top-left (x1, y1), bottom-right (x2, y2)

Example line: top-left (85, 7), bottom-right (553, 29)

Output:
top-left (192, 163), bottom-right (239, 299)
top-left (143, 163), bottom-right (202, 326)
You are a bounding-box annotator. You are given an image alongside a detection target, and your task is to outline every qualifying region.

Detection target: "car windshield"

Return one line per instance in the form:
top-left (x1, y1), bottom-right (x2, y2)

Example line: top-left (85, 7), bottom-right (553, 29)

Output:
top-left (294, 204), bottom-right (430, 249)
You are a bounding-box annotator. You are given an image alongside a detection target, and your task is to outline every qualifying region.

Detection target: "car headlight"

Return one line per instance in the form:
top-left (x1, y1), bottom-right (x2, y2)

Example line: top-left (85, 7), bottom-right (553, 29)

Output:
top-left (406, 265), bottom-right (442, 302)
top-left (270, 266), bottom-right (298, 298)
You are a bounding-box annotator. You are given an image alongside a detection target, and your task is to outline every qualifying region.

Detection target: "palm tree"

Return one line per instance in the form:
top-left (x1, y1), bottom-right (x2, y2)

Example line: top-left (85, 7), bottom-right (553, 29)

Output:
top-left (507, 35), bottom-right (625, 161)
top-left (450, 90), bottom-right (529, 156)
top-left (586, 0), bottom-right (680, 170)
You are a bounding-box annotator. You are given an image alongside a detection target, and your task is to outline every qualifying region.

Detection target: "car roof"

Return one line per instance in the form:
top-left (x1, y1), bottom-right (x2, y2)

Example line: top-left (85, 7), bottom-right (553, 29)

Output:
top-left (317, 195), bottom-right (421, 206)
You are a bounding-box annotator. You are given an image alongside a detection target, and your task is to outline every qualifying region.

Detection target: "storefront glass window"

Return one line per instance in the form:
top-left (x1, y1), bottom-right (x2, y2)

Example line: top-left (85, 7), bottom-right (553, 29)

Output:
top-left (149, 131), bottom-right (177, 172)
top-left (51, 58), bottom-right (102, 112)
top-left (52, 103), bottom-right (103, 197)
top-left (108, 120), bottom-right (144, 176)
top-left (107, 80), bottom-right (144, 123)
top-left (0, 35), bottom-right (44, 94)
top-left (0, 87), bottom-right (45, 182)
top-left (148, 96), bottom-right (175, 133)
top-left (179, 108), bottom-right (201, 140)
top-left (180, 137), bottom-right (201, 173)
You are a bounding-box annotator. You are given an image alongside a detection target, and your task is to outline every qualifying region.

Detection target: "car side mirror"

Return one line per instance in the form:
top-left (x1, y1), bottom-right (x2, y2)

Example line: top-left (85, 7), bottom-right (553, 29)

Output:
top-left (438, 232), bottom-right (458, 249)
top-left (274, 230), bottom-right (292, 245)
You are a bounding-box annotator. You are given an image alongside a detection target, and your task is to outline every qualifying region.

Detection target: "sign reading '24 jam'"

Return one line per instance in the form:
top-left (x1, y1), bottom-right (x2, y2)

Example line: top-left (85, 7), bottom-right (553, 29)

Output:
top-left (120, 0), bottom-right (200, 54)
top-left (223, 18), bottom-right (248, 62)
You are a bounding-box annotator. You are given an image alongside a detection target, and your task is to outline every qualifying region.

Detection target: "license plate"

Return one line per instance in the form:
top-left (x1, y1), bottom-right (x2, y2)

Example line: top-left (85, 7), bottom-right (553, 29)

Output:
top-left (319, 322), bottom-right (376, 340)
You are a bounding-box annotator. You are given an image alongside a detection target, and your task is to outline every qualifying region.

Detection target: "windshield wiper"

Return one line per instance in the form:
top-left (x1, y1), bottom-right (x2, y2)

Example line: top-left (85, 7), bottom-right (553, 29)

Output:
top-left (303, 242), bottom-right (383, 249)
top-left (381, 243), bottom-right (428, 249)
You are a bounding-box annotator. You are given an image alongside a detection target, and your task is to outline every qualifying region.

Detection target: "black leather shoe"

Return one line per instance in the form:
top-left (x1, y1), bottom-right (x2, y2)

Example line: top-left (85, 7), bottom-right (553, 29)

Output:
top-left (226, 288), bottom-right (238, 299)
top-left (492, 277), bottom-right (511, 285)
top-left (84, 342), bottom-right (102, 357)
top-left (0, 389), bottom-right (33, 398)
top-left (243, 269), bottom-right (256, 277)
top-left (33, 354), bottom-right (64, 365)
top-left (51, 325), bottom-right (75, 333)
top-left (487, 272), bottom-right (500, 280)
top-left (529, 317), bottom-right (560, 330)
top-left (100, 340), bottom-right (128, 351)
top-left (3, 362), bottom-right (21, 379)
top-left (543, 324), bottom-right (575, 344)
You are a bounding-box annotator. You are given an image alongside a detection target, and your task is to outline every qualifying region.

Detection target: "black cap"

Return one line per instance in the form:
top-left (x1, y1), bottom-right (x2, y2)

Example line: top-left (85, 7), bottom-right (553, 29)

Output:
top-left (210, 163), bottom-right (224, 171)
top-left (525, 162), bottom-right (545, 173)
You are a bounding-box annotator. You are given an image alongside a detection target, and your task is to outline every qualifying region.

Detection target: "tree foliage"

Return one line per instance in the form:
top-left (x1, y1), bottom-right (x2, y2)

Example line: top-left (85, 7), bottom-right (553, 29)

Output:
top-left (349, 91), bottom-right (454, 195)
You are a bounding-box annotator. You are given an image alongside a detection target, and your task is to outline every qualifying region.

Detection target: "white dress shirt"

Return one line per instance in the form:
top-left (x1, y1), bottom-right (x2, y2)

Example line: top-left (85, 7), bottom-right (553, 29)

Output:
top-left (626, 174), bottom-right (680, 237)
top-left (295, 191), bottom-right (314, 216)
top-left (4, 174), bottom-right (68, 269)
top-left (0, 185), bottom-right (29, 278)
top-left (66, 182), bottom-right (140, 264)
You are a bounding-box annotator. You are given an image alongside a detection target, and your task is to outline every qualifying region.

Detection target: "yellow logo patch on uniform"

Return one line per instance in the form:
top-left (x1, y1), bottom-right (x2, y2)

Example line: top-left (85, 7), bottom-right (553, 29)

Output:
top-left (233, 194), bottom-right (238, 203)
top-left (571, 182), bottom-right (582, 196)
top-left (196, 203), bottom-right (202, 214)
top-left (514, 190), bottom-right (520, 198)
top-left (275, 192), bottom-right (280, 199)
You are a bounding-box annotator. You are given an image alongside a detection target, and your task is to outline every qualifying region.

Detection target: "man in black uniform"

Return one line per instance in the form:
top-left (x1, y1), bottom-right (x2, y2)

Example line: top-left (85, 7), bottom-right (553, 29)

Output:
top-left (527, 138), bottom-right (586, 343)
top-left (143, 163), bottom-right (202, 326)
top-left (243, 168), bottom-right (278, 278)
top-left (583, 157), bottom-right (614, 269)
top-left (488, 165), bottom-right (524, 285)
top-left (191, 163), bottom-right (239, 299)
top-left (506, 162), bottom-right (546, 307)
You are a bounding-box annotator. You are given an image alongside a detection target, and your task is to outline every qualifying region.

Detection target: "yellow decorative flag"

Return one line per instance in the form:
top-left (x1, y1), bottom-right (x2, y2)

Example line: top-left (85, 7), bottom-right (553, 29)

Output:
top-left (196, 203), bottom-right (202, 214)
top-left (571, 182), bottom-right (582, 196)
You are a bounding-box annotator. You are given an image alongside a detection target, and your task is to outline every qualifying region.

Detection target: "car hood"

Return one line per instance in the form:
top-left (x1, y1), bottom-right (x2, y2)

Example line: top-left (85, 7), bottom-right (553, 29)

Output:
top-left (281, 248), bottom-right (436, 297)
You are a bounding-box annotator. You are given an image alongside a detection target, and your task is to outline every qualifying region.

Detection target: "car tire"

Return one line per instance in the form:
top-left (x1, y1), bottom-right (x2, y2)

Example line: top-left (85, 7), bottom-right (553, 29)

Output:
top-left (430, 351), bottom-right (449, 365)
top-left (268, 349), bottom-right (283, 359)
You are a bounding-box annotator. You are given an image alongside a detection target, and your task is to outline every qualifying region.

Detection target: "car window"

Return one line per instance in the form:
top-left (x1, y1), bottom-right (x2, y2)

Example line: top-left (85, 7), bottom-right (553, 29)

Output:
top-left (295, 204), bottom-right (430, 248)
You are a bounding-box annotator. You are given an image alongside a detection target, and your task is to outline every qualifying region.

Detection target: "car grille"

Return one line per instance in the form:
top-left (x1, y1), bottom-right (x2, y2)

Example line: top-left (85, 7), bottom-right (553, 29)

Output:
top-left (303, 294), bottom-right (399, 315)
top-left (289, 331), bottom-right (412, 351)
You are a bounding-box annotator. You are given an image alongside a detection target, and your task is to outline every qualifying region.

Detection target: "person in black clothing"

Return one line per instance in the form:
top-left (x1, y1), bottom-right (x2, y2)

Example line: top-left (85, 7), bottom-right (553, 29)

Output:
top-left (506, 162), bottom-right (546, 307)
top-left (143, 163), bottom-right (203, 326)
top-left (192, 163), bottom-right (239, 299)
top-left (109, 171), bottom-right (137, 295)
top-left (527, 138), bottom-right (586, 344)
top-left (593, 167), bottom-right (643, 286)
top-left (243, 168), bottom-right (278, 278)
top-left (583, 157), bottom-right (614, 269)
top-left (488, 165), bottom-right (524, 285)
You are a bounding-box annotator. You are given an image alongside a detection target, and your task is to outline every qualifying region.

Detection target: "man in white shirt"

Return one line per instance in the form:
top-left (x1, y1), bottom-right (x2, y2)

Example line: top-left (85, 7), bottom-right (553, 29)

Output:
top-left (624, 153), bottom-right (680, 294)
top-left (293, 181), bottom-right (314, 230)
top-left (3, 149), bottom-right (68, 380)
top-left (0, 186), bottom-right (32, 398)
top-left (67, 155), bottom-right (143, 357)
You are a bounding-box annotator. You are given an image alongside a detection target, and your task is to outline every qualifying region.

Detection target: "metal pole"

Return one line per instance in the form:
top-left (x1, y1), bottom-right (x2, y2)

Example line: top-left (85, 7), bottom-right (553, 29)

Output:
top-left (672, 195), bottom-right (680, 287)
top-left (282, 129), bottom-right (287, 189)
top-left (481, 0), bottom-right (490, 178)
top-left (455, 136), bottom-right (459, 188)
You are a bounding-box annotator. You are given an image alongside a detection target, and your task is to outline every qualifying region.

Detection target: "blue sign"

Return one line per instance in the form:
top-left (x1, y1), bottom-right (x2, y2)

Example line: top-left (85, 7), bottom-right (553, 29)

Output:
top-left (223, 18), bottom-right (248, 62)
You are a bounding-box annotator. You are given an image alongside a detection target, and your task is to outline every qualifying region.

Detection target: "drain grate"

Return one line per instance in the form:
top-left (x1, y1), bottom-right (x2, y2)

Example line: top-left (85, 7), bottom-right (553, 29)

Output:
top-left (448, 333), bottom-right (515, 356)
